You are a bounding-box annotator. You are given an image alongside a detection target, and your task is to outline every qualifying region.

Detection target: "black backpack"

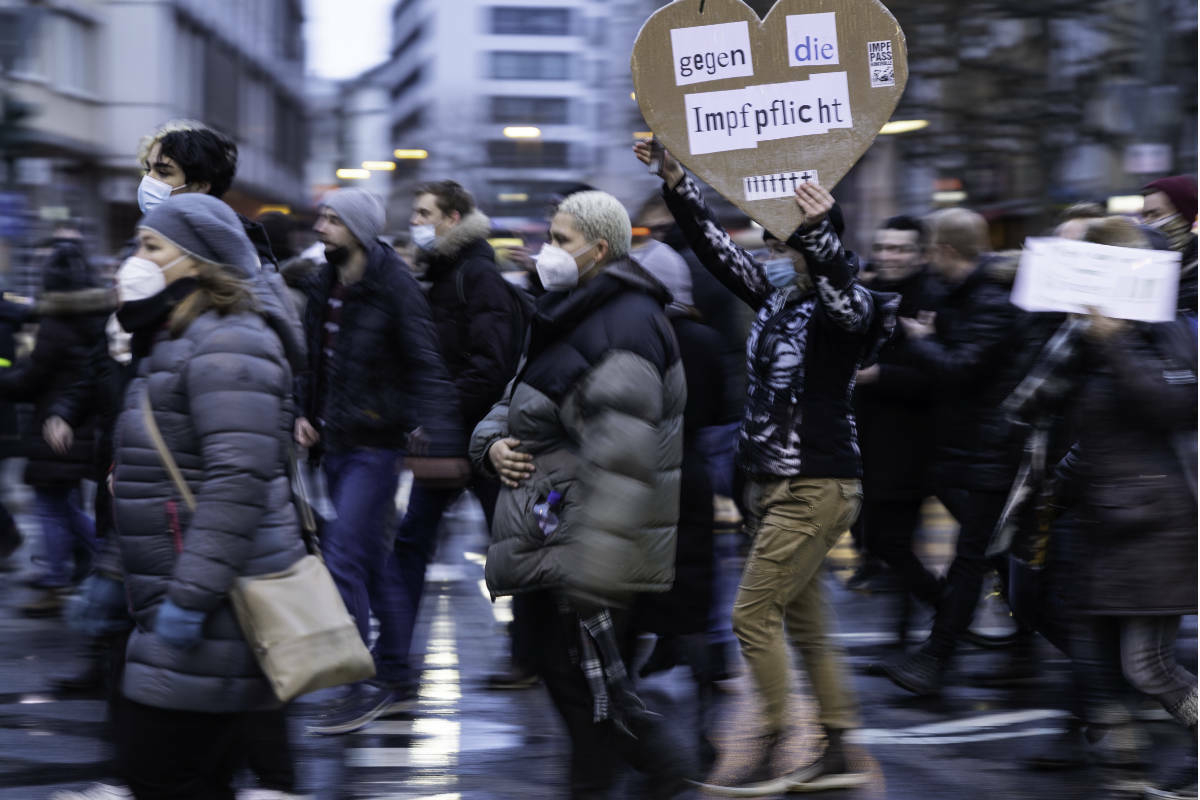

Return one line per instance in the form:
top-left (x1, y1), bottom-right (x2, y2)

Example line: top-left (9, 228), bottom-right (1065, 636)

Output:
top-left (456, 266), bottom-right (535, 370)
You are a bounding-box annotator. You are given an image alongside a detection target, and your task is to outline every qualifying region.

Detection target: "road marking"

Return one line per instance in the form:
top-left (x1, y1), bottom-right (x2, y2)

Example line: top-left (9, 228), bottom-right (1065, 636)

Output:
top-left (852, 709), bottom-right (1071, 745)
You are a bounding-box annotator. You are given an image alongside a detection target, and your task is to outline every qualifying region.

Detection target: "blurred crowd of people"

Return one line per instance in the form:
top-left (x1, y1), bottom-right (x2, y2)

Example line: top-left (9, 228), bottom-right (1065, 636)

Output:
top-left (0, 118), bottom-right (1194, 800)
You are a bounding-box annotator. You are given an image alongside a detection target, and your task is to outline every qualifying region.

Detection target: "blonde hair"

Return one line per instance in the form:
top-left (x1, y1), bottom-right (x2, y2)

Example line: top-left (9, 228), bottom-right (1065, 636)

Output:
top-left (168, 261), bottom-right (255, 336)
top-left (928, 208), bottom-right (990, 261)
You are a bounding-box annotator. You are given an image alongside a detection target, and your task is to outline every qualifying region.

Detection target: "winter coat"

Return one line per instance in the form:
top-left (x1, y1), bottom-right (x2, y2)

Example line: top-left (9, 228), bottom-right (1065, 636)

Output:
top-left (637, 311), bottom-right (725, 635)
top-left (899, 255), bottom-right (1030, 492)
top-left (112, 284), bottom-right (308, 713)
top-left (0, 296), bottom-right (32, 459)
top-left (417, 210), bottom-right (526, 428)
top-left (1055, 317), bottom-right (1197, 616)
top-left (470, 259), bottom-right (686, 609)
top-left (663, 174), bottom-right (897, 479)
top-left (853, 268), bottom-right (943, 500)
top-left (297, 240), bottom-right (463, 455)
top-left (0, 282), bottom-right (113, 486)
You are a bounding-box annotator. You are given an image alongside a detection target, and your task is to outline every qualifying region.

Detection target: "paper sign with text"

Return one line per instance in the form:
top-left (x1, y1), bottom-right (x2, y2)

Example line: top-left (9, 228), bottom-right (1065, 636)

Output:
top-left (1012, 237), bottom-right (1182, 322)
top-left (632, 0), bottom-right (908, 238)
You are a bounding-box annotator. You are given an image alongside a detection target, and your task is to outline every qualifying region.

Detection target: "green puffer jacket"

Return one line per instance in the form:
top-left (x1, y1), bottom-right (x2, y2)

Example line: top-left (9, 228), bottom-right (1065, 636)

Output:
top-left (470, 259), bottom-right (685, 609)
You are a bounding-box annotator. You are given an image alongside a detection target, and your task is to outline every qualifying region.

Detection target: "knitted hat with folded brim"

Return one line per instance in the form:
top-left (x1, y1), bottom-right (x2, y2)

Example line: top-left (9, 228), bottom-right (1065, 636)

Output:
top-left (319, 188), bottom-right (386, 248)
top-left (137, 193), bottom-right (259, 278)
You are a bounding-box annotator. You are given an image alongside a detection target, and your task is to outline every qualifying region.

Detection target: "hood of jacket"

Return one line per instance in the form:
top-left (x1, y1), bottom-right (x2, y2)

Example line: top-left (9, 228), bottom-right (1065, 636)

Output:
top-left (35, 287), bottom-right (117, 318)
top-left (419, 210), bottom-right (492, 275)
top-left (534, 257), bottom-right (670, 333)
top-left (250, 270), bottom-right (306, 374)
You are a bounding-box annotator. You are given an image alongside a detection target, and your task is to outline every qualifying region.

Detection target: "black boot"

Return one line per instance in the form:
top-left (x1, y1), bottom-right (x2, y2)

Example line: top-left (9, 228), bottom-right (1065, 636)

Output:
top-left (879, 643), bottom-right (949, 696)
top-left (52, 636), bottom-right (110, 695)
top-left (783, 727), bottom-right (870, 791)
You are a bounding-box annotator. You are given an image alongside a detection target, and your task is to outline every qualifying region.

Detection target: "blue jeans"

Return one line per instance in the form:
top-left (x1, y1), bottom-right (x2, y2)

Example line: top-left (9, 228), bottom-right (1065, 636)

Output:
top-left (34, 485), bottom-right (96, 587)
top-left (389, 479), bottom-right (499, 686)
top-left (320, 448), bottom-right (404, 685)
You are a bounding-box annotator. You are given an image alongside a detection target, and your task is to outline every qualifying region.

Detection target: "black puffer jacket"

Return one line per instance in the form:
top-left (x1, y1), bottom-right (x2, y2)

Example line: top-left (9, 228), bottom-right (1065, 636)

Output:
top-left (297, 241), bottom-right (463, 455)
top-left (418, 210), bottom-right (525, 429)
top-left (1056, 318), bottom-right (1197, 616)
top-left (0, 240), bottom-right (112, 486)
top-left (854, 267), bottom-right (943, 500)
top-left (899, 256), bottom-right (1029, 492)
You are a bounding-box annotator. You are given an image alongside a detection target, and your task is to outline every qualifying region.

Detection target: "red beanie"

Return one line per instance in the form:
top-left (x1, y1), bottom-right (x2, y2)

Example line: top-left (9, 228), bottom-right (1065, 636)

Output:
top-left (1143, 175), bottom-right (1198, 225)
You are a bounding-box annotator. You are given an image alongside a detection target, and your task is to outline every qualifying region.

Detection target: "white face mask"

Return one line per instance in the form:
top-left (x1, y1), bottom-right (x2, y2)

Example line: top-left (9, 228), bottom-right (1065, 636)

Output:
top-left (137, 174), bottom-right (186, 214)
top-left (536, 242), bottom-right (596, 291)
top-left (115, 254), bottom-right (186, 303)
top-left (410, 224), bottom-right (437, 251)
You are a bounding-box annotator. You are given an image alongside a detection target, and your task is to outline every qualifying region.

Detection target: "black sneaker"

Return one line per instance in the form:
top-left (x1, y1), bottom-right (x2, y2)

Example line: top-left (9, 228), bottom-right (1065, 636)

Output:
top-left (1145, 780), bottom-right (1198, 799)
top-left (482, 664), bottom-right (539, 690)
top-left (306, 684), bottom-right (415, 736)
top-left (879, 646), bottom-right (947, 696)
top-left (783, 747), bottom-right (870, 792)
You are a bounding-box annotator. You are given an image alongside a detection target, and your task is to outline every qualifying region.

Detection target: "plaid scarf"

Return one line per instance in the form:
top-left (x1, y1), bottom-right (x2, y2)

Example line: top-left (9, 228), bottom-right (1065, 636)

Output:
top-left (556, 597), bottom-right (646, 733)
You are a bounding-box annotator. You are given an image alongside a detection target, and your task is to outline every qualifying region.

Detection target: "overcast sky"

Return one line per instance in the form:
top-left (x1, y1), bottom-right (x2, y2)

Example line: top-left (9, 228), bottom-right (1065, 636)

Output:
top-left (305, 0), bottom-right (393, 79)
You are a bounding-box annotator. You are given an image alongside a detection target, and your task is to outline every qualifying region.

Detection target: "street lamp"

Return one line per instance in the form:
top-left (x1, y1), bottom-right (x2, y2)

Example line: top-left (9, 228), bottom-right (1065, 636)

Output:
top-left (394, 149), bottom-right (429, 160)
top-left (363, 161), bottom-right (397, 171)
top-left (336, 168), bottom-right (371, 180)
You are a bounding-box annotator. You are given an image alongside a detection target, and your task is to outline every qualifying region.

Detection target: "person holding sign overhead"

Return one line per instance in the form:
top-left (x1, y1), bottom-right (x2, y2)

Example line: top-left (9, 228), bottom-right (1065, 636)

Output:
top-left (634, 140), bottom-right (896, 795)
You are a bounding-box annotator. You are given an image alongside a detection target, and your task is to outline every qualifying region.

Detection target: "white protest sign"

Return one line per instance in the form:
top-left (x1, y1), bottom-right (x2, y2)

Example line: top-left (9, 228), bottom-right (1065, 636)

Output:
top-left (1012, 237), bottom-right (1181, 322)
top-left (632, 0), bottom-right (908, 238)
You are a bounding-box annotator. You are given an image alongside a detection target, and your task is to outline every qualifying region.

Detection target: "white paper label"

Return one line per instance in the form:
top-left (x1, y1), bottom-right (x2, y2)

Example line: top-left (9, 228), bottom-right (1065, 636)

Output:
top-left (670, 21), bottom-right (755, 87)
top-left (743, 170), bottom-right (819, 201)
top-left (1011, 237), bottom-right (1181, 323)
top-left (787, 13), bottom-right (840, 68)
top-left (684, 71), bottom-right (853, 155)
top-left (868, 40), bottom-right (895, 87)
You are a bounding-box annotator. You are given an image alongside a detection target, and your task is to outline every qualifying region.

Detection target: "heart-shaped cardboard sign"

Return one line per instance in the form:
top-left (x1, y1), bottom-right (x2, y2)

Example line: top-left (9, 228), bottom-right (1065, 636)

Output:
top-left (632, 0), bottom-right (907, 238)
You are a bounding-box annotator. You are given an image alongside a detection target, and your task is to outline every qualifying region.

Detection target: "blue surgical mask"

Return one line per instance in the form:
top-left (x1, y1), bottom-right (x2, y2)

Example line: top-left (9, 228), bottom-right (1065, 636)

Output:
top-left (410, 224), bottom-right (437, 251)
top-left (763, 257), bottom-right (797, 289)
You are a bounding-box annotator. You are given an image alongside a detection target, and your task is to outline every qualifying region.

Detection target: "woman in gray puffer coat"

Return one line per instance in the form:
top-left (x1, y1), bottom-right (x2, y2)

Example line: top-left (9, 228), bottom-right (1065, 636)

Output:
top-left (110, 193), bottom-right (306, 799)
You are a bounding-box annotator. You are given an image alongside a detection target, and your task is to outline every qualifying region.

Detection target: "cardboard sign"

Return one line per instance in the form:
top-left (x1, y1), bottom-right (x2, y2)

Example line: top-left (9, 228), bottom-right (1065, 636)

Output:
top-left (1012, 237), bottom-right (1182, 323)
top-left (632, 0), bottom-right (908, 238)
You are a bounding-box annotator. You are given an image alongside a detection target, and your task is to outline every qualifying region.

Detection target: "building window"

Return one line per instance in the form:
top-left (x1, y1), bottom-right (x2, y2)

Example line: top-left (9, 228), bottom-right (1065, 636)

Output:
top-left (486, 140), bottom-right (568, 168)
top-left (55, 14), bottom-right (98, 94)
top-left (489, 51), bottom-right (571, 80)
top-left (204, 40), bottom-right (240, 134)
top-left (489, 96), bottom-right (569, 125)
top-left (391, 66), bottom-right (424, 101)
top-left (490, 7), bottom-right (573, 36)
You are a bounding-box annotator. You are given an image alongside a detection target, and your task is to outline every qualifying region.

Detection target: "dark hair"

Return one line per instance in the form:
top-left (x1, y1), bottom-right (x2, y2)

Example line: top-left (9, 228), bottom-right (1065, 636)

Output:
top-left (157, 128), bottom-right (239, 198)
top-left (880, 214), bottom-right (927, 246)
top-left (255, 211), bottom-right (296, 261)
top-left (414, 180), bottom-right (475, 218)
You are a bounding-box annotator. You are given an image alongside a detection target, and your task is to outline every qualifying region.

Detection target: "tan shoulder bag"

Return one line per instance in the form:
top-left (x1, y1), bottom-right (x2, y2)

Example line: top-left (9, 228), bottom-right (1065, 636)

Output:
top-left (140, 389), bottom-right (375, 702)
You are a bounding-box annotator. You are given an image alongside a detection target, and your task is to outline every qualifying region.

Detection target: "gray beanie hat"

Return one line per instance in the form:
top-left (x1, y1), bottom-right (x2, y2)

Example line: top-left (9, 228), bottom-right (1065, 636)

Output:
top-left (138, 193), bottom-right (258, 278)
top-left (320, 188), bottom-right (385, 247)
top-left (633, 238), bottom-right (693, 308)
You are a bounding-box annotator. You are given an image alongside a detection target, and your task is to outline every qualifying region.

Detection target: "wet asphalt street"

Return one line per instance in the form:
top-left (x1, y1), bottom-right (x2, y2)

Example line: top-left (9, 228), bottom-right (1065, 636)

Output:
top-left (0, 488), bottom-right (1194, 799)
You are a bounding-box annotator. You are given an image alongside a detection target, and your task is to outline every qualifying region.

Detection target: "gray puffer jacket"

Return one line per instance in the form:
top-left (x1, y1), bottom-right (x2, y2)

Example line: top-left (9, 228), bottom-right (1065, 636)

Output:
top-left (113, 280), bottom-right (306, 713)
top-left (470, 260), bottom-right (685, 609)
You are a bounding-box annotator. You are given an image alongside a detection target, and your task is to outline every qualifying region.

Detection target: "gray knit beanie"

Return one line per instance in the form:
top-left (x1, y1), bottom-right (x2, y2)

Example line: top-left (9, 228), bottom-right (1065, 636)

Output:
top-left (138, 193), bottom-right (258, 278)
top-left (320, 188), bottom-right (385, 248)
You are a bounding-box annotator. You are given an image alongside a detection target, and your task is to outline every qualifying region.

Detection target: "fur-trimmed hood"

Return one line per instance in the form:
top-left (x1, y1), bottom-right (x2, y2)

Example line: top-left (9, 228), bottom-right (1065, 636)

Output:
top-left (418, 210), bottom-right (491, 273)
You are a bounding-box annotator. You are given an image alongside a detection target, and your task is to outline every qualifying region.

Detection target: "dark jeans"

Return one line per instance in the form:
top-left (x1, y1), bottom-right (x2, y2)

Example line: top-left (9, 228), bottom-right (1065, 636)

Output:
top-left (116, 699), bottom-right (243, 800)
top-left (320, 448), bottom-right (403, 683)
top-left (927, 488), bottom-right (1010, 658)
top-left (525, 591), bottom-right (690, 799)
top-left (388, 478), bottom-right (499, 686)
top-left (33, 485), bottom-right (96, 587)
top-left (862, 496), bottom-right (942, 606)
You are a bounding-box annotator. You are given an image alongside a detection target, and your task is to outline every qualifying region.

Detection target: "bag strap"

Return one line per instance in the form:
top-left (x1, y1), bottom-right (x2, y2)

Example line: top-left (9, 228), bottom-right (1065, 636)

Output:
top-left (140, 388), bottom-right (196, 512)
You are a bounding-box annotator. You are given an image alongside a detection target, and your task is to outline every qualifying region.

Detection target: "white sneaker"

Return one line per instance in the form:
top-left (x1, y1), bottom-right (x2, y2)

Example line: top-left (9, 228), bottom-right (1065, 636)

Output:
top-left (49, 784), bottom-right (132, 800)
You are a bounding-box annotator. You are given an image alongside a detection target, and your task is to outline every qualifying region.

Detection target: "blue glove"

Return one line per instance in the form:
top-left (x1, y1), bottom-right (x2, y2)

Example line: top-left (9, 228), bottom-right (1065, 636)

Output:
top-left (154, 598), bottom-right (205, 650)
top-left (67, 575), bottom-right (132, 637)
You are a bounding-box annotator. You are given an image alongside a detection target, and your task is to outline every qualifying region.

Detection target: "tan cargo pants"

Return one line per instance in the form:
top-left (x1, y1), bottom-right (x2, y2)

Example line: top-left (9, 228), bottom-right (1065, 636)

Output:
top-left (732, 476), bottom-right (863, 734)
